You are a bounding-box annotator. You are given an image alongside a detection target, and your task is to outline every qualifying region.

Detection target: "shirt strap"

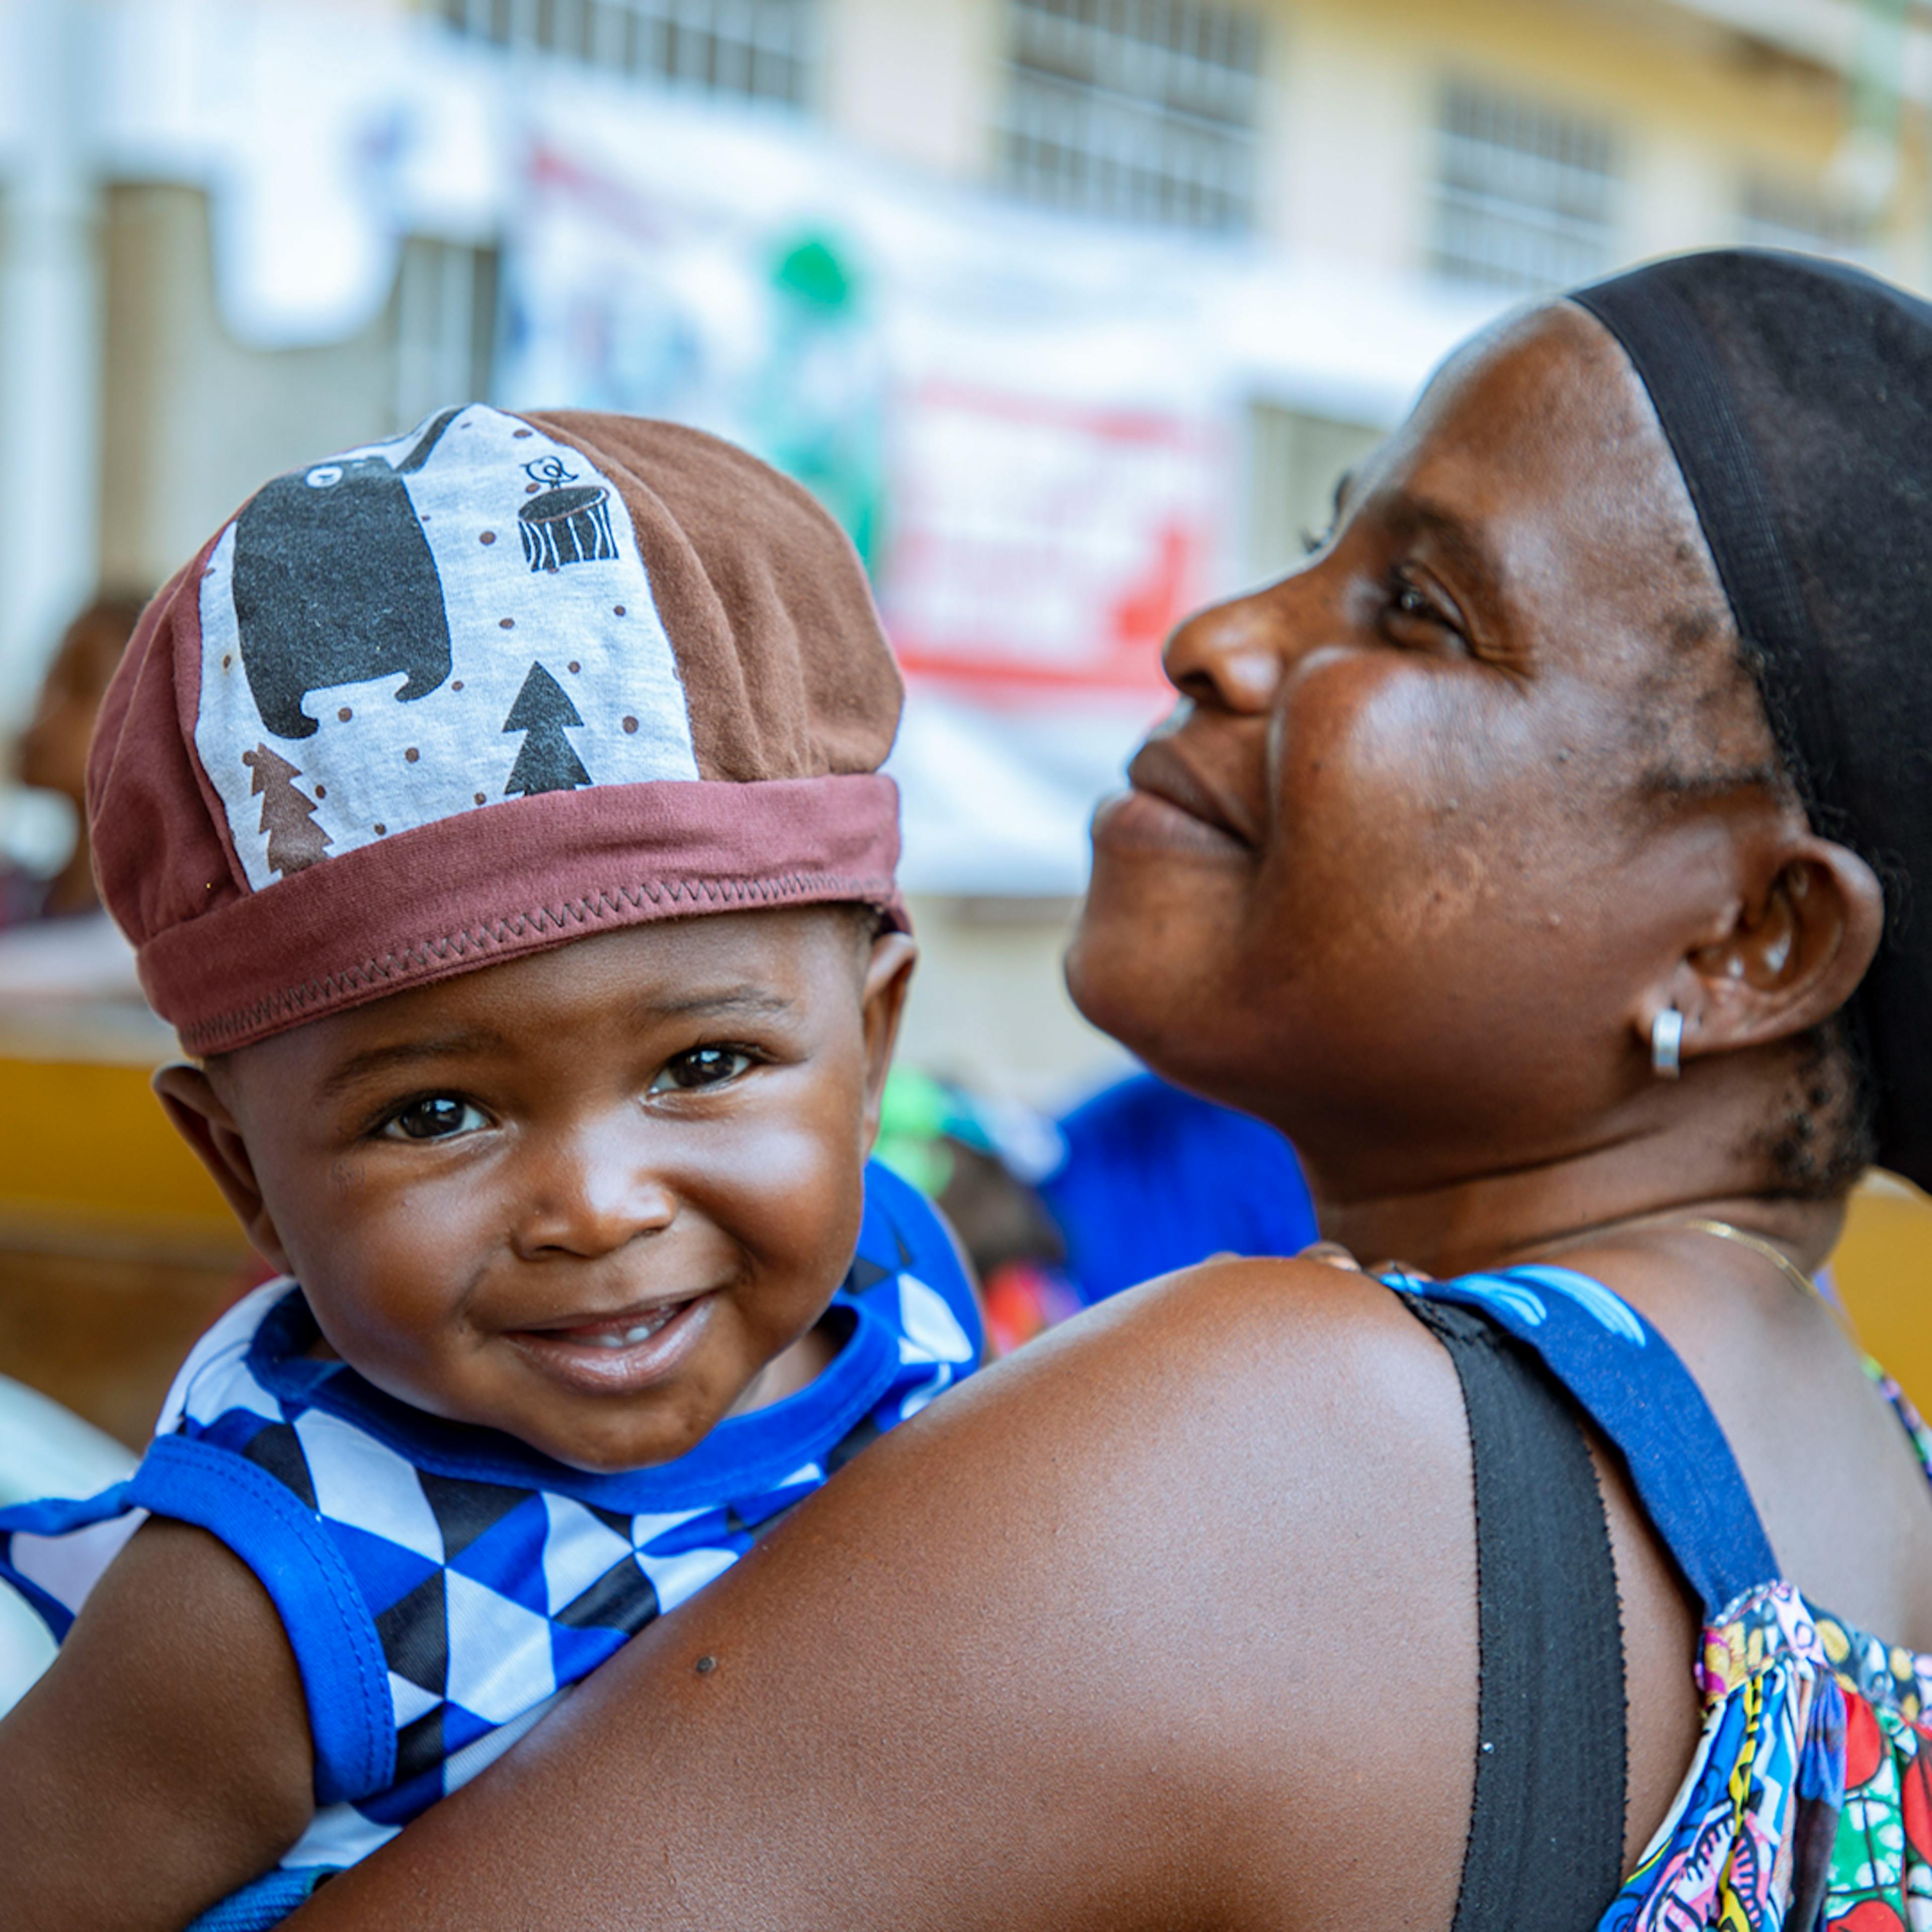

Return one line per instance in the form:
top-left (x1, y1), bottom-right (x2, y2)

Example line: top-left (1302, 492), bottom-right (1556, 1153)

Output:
top-left (1389, 1264), bottom-right (1779, 1618)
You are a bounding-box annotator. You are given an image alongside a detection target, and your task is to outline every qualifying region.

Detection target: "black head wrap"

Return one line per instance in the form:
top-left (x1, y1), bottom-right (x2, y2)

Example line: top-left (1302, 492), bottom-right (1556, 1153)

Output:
top-left (1571, 250), bottom-right (1932, 1190)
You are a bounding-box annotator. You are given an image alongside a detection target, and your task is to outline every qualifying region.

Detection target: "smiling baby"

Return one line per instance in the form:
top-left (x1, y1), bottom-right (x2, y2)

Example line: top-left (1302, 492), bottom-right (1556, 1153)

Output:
top-left (0, 409), bottom-right (979, 1930)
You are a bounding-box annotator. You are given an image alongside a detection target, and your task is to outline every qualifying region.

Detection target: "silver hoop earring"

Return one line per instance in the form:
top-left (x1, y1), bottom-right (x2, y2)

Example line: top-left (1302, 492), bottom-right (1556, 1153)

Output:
top-left (1651, 1007), bottom-right (1683, 1080)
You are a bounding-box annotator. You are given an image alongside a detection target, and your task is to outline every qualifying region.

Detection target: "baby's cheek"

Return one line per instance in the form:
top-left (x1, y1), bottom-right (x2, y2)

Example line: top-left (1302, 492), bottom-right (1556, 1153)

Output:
top-left (299, 1218), bottom-right (471, 1379)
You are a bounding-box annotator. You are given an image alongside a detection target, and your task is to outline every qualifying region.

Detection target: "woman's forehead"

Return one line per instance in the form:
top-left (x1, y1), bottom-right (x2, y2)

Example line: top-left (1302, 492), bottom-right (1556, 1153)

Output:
top-left (1404, 303), bottom-right (1667, 489)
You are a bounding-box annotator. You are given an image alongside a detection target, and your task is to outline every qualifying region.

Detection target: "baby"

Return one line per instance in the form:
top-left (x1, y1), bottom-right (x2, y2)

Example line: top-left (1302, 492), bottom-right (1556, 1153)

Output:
top-left (0, 408), bottom-right (980, 1930)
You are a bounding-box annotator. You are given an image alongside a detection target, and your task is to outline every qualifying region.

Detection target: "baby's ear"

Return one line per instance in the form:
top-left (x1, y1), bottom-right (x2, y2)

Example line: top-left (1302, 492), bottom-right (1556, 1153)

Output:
top-left (857, 932), bottom-right (918, 1144)
top-left (151, 1064), bottom-right (292, 1272)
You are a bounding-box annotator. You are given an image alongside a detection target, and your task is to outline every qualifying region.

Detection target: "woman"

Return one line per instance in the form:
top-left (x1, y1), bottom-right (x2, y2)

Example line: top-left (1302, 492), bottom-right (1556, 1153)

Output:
top-left (289, 250), bottom-right (1932, 1927)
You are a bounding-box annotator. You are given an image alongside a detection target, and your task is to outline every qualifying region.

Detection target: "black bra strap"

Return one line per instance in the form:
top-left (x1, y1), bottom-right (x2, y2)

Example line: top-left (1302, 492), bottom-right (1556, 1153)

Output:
top-left (1401, 1295), bottom-right (1628, 1928)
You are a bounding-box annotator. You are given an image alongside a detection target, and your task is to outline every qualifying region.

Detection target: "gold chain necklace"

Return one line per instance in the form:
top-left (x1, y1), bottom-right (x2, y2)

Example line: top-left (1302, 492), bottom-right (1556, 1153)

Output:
top-left (1524, 1211), bottom-right (1821, 1299)
top-left (1671, 1218), bottom-right (1820, 1300)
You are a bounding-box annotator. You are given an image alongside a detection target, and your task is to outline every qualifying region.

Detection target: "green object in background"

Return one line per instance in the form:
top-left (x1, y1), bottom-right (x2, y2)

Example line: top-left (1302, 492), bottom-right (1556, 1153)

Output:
top-left (1839, 0), bottom-right (1907, 218)
top-left (750, 229), bottom-right (888, 575)
top-left (773, 237), bottom-right (855, 312)
top-left (874, 1068), bottom-right (958, 1200)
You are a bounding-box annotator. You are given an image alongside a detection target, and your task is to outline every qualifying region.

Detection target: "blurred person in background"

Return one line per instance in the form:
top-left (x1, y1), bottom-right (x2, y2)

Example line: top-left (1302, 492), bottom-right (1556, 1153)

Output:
top-left (1040, 1068), bottom-right (1317, 1303)
top-left (877, 1066), bottom-right (1315, 1354)
top-left (0, 595), bottom-right (148, 1004)
top-left (2, 595), bottom-right (145, 926)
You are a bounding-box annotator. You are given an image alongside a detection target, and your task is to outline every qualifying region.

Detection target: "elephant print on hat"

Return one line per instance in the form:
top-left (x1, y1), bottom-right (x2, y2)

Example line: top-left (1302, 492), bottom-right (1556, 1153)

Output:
top-left (230, 410), bottom-right (462, 739)
top-left (194, 405), bottom-right (700, 894)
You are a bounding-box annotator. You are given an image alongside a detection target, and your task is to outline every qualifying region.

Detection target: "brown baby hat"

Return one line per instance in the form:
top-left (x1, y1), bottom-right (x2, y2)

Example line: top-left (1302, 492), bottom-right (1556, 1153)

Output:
top-left (89, 408), bottom-right (906, 1054)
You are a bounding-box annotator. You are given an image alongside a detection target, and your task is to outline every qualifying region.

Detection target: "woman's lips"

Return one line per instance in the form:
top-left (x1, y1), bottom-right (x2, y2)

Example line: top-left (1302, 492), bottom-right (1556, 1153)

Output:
top-left (1093, 747), bottom-right (1254, 859)
top-left (504, 1293), bottom-right (712, 1397)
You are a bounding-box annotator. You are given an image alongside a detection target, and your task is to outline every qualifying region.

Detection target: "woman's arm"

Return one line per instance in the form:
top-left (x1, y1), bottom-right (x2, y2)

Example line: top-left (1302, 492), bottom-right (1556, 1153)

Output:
top-left (0, 1517), bottom-right (314, 1930)
top-left (291, 1262), bottom-right (1482, 1932)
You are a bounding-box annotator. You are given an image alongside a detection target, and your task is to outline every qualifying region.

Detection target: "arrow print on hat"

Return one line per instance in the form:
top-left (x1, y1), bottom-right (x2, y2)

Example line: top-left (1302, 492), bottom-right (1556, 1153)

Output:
top-left (503, 663), bottom-right (592, 797)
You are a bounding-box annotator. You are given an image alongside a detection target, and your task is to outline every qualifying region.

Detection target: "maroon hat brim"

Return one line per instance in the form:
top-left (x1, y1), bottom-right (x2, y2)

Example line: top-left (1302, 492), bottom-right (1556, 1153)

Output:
top-left (140, 773), bottom-right (905, 1055)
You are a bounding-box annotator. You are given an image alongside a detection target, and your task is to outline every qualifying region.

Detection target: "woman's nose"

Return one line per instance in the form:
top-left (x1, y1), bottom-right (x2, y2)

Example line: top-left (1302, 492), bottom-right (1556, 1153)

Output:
top-left (511, 1119), bottom-right (679, 1259)
top-left (1160, 592), bottom-right (1286, 715)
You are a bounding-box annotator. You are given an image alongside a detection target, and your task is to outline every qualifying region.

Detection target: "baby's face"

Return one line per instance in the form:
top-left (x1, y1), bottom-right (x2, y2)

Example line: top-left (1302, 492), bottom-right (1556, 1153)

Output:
top-left (178, 908), bottom-right (910, 1472)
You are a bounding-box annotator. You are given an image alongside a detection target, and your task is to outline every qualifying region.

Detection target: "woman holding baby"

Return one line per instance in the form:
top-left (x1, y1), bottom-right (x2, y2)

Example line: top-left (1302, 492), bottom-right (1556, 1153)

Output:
top-left (197, 251), bottom-right (1932, 1922)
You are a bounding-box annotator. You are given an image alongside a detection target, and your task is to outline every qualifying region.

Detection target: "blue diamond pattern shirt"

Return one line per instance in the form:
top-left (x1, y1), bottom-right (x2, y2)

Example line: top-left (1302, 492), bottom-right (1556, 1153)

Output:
top-left (0, 1161), bottom-right (980, 1881)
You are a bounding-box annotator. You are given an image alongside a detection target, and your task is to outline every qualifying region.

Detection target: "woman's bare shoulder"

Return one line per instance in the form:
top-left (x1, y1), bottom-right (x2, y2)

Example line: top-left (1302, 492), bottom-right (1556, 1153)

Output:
top-left (293, 1260), bottom-right (1483, 1932)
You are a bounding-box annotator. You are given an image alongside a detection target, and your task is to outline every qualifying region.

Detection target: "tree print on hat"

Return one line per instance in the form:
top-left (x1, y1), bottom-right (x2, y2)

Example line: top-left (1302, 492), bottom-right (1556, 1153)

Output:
top-left (243, 744), bottom-right (332, 876)
top-left (503, 663), bottom-right (592, 796)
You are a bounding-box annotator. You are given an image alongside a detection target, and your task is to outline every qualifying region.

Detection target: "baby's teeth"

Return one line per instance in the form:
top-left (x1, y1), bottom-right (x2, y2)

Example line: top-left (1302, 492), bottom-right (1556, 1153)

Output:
top-left (577, 1310), bottom-right (673, 1347)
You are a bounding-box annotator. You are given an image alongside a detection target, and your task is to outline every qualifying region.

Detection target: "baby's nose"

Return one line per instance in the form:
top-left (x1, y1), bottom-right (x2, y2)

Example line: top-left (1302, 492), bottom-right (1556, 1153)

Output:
top-left (510, 1119), bottom-right (679, 1259)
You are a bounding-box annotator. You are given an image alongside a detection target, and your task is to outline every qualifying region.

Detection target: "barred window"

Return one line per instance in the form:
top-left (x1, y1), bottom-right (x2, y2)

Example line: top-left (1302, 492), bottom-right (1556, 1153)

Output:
top-left (441, 0), bottom-right (813, 108)
top-left (1740, 176), bottom-right (1867, 260)
top-left (1429, 80), bottom-right (1620, 293)
top-left (999, 0), bottom-right (1263, 232)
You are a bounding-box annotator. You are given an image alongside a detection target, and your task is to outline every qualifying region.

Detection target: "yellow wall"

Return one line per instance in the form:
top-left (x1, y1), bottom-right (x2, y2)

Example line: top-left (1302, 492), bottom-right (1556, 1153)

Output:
top-left (1260, 0), bottom-right (1898, 274)
top-left (1832, 1173), bottom-right (1932, 1414)
top-left (0, 1056), bottom-right (242, 1257)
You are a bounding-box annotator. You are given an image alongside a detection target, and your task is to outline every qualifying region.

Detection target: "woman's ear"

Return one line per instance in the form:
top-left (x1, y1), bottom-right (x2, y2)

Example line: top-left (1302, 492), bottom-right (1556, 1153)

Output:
top-left (858, 932), bottom-right (918, 1149)
top-left (151, 1063), bottom-right (292, 1272)
top-left (1645, 834), bottom-right (1884, 1068)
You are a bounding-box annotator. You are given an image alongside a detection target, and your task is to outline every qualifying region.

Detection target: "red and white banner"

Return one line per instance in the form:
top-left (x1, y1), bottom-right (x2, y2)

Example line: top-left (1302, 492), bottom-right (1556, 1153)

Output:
top-left (882, 383), bottom-right (1221, 699)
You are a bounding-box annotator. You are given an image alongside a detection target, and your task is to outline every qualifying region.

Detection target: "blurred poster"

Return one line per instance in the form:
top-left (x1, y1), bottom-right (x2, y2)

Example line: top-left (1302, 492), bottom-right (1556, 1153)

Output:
top-left (502, 143), bottom-right (889, 571)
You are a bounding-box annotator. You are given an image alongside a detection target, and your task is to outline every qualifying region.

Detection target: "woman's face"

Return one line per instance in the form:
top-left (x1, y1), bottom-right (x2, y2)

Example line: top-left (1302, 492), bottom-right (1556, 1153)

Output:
top-left (1067, 303), bottom-right (1776, 1191)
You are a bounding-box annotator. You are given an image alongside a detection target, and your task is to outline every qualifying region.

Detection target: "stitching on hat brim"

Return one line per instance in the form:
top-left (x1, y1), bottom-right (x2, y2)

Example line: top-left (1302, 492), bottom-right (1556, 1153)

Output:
top-left (179, 869), bottom-right (902, 1055)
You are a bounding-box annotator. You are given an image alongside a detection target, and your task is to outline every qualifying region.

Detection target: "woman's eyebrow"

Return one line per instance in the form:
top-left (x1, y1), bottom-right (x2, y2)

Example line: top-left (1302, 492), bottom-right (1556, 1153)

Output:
top-left (314, 1029), bottom-right (515, 1100)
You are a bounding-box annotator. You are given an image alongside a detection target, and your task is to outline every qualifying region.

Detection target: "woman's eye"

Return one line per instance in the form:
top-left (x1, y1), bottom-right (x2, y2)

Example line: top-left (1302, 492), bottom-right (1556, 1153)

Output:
top-left (380, 1096), bottom-right (489, 1141)
top-left (1391, 578), bottom-right (1447, 623)
top-left (1384, 571), bottom-right (1465, 649)
top-left (649, 1047), bottom-right (755, 1095)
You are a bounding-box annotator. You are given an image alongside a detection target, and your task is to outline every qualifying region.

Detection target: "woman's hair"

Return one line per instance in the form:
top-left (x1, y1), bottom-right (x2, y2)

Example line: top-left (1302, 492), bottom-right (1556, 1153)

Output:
top-left (1574, 251), bottom-right (1932, 1193)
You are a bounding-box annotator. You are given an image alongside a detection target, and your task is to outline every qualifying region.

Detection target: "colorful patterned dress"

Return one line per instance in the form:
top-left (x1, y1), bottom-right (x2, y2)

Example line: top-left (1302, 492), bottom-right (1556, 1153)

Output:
top-left (1391, 1264), bottom-right (1932, 1930)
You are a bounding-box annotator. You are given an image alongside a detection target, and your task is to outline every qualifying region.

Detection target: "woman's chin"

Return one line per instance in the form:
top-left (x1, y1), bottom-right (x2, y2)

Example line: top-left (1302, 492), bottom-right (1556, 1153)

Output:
top-left (1064, 916), bottom-right (1191, 1073)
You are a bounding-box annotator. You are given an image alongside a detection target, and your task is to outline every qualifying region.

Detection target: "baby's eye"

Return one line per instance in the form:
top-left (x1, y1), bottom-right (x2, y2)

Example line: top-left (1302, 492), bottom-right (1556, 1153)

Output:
top-left (380, 1096), bottom-right (489, 1141)
top-left (648, 1047), bottom-right (755, 1094)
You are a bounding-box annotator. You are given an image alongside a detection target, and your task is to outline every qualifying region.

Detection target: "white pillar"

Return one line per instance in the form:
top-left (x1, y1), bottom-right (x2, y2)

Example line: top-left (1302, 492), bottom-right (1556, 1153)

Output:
top-left (0, 0), bottom-right (102, 729)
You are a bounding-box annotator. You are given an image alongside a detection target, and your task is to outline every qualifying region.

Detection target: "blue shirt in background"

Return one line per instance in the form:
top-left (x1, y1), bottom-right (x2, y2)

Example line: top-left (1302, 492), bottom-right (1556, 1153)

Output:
top-left (1039, 1073), bottom-right (1318, 1306)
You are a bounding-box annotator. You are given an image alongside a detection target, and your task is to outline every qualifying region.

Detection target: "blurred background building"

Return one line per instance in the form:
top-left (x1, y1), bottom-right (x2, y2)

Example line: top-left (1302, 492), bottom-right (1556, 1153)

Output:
top-left (2, 0), bottom-right (1932, 1484)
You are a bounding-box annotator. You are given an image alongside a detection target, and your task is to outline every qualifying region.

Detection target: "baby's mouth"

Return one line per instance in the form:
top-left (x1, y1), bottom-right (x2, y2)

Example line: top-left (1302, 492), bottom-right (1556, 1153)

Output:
top-left (541, 1303), bottom-right (685, 1349)
top-left (513, 1294), bottom-right (695, 1347)
top-left (502, 1291), bottom-right (714, 1396)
